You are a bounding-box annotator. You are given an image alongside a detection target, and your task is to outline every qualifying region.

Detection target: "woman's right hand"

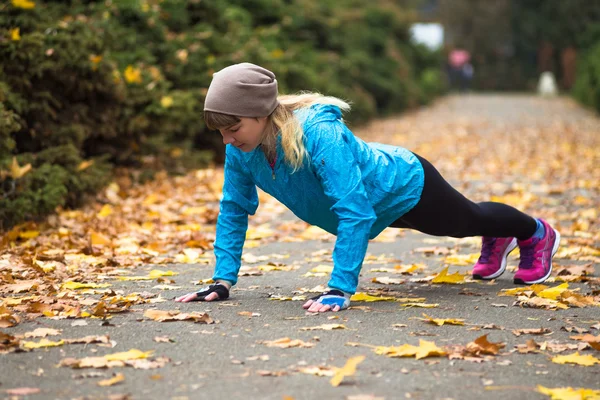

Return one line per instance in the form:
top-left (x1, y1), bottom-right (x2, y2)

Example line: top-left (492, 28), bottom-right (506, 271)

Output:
top-left (174, 281), bottom-right (231, 302)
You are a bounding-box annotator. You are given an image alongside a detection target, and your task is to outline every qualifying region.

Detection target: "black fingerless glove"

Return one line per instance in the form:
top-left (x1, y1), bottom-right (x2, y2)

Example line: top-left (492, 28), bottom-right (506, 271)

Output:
top-left (194, 283), bottom-right (230, 301)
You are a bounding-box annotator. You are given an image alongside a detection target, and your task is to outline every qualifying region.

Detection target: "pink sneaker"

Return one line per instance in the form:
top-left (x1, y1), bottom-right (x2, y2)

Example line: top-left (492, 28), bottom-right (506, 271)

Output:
top-left (472, 237), bottom-right (517, 280)
top-left (514, 219), bottom-right (560, 284)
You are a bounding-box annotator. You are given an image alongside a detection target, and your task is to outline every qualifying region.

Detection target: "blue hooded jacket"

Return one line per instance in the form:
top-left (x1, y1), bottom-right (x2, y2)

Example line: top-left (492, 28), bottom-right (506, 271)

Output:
top-left (212, 104), bottom-right (424, 294)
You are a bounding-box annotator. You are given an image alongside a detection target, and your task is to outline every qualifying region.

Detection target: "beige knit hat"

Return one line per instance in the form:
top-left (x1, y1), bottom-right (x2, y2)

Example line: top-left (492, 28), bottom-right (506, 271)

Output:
top-left (204, 63), bottom-right (279, 117)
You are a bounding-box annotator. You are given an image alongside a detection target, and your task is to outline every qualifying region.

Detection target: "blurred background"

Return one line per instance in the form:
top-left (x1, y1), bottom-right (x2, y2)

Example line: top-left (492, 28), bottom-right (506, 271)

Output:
top-left (1, 0), bottom-right (599, 229)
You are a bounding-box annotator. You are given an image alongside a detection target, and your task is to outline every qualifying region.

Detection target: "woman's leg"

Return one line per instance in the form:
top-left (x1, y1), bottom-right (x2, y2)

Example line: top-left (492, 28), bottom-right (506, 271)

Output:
top-left (391, 153), bottom-right (560, 285)
top-left (390, 154), bottom-right (537, 240)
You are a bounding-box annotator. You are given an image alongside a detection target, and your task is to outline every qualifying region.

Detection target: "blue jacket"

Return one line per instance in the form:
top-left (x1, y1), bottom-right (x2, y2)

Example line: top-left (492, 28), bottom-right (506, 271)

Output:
top-left (212, 104), bottom-right (424, 294)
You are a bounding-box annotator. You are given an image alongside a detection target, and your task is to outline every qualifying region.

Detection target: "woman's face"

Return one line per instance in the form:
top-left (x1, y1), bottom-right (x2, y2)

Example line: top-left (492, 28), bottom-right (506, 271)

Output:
top-left (219, 117), bottom-right (269, 152)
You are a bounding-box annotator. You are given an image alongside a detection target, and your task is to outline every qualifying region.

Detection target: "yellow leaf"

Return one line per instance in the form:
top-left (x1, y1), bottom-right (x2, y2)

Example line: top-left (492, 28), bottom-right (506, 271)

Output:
top-left (499, 284), bottom-right (548, 296)
top-left (170, 147), bottom-right (183, 158)
top-left (97, 204), bottom-right (113, 218)
top-left (175, 248), bottom-right (201, 263)
top-left (400, 303), bottom-right (439, 308)
top-left (89, 54), bottom-right (103, 64)
top-left (415, 339), bottom-right (447, 360)
top-left (330, 355), bottom-right (365, 387)
top-left (444, 253), bottom-right (480, 266)
top-left (551, 352), bottom-right (600, 366)
top-left (419, 313), bottom-right (465, 326)
top-left (148, 269), bottom-right (177, 279)
top-left (271, 49), bottom-right (284, 59)
top-left (97, 373), bottom-right (125, 387)
top-left (261, 337), bottom-right (315, 348)
top-left (300, 324), bottom-right (347, 331)
top-left (536, 385), bottom-right (600, 400)
top-left (62, 282), bottom-right (111, 290)
top-left (78, 160), bottom-right (94, 171)
top-left (10, 28), bottom-right (21, 41)
top-left (351, 292), bottom-right (397, 302)
top-left (22, 339), bottom-right (64, 349)
top-left (375, 344), bottom-right (418, 357)
top-left (124, 65), bottom-right (142, 84)
top-left (310, 265), bottom-right (333, 273)
top-left (432, 267), bottom-right (466, 284)
top-left (11, 0), bottom-right (35, 9)
top-left (10, 157), bottom-right (32, 179)
top-left (538, 283), bottom-right (569, 300)
top-left (19, 230), bottom-right (39, 239)
top-left (90, 231), bottom-right (112, 246)
top-left (104, 349), bottom-right (153, 361)
top-left (160, 96), bottom-right (173, 108)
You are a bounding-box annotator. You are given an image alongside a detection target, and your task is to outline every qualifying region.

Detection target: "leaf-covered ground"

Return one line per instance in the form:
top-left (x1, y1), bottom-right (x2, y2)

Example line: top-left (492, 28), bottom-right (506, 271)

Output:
top-left (1, 95), bottom-right (599, 400)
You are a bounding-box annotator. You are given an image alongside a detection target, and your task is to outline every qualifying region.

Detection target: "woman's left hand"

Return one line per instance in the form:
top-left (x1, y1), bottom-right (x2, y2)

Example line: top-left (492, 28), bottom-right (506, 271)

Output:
top-left (302, 289), bottom-right (350, 312)
top-left (302, 299), bottom-right (341, 312)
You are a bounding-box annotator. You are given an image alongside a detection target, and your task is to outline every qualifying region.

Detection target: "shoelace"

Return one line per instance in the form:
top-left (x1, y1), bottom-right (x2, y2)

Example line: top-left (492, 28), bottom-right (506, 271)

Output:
top-left (518, 238), bottom-right (540, 270)
top-left (479, 237), bottom-right (497, 263)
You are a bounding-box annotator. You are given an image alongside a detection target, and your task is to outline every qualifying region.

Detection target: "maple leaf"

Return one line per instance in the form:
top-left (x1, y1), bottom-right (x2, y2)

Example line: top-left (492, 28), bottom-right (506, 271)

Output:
top-left (536, 385), bottom-right (600, 400)
top-left (418, 313), bottom-right (465, 326)
top-left (466, 334), bottom-right (505, 355)
top-left (9, 157), bottom-right (32, 179)
top-left (499, 284), bottom-right (548, 297)
top-left (414, 339), bottom-right (447, 359)
top-left (432, 267), bottom-right (466, 284)
top-left (330, 355), bottom-right (365, 387)
top-left (537, 283), bottom-right (569, 300)
top-left (124, 65), bottom-right (142, 84)
top-left (551, 352), bottom-right (600, 366)
top-left (350, 292), bottom-right (397, 302)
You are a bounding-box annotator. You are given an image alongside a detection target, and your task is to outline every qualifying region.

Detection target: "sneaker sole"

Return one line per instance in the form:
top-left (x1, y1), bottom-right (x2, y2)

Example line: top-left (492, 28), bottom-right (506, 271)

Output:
top-left (473, 238), bottom-right (518, 280)
top-left (513, 229), bottom-right (561, 285)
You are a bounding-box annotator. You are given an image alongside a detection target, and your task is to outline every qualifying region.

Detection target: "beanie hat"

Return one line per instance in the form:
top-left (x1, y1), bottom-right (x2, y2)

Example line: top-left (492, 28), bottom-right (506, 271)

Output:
top-left (204, 62), bottom-right (279, 117)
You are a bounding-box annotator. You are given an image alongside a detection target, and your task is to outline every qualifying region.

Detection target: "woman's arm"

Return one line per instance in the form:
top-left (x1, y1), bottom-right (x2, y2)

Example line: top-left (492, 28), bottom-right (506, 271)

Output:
top-left (212, 145), bottom-right (259, 286)
top-left (307, 119), bottom-right (377, 295)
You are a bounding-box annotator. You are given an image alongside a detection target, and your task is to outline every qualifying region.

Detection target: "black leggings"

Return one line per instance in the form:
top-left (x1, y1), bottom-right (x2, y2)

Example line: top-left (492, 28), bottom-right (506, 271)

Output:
top-left (390, 154), bottom-right (537, 241)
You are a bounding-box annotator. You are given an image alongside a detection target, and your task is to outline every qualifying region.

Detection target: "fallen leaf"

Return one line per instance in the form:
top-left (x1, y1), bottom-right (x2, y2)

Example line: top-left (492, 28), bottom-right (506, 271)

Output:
top-left (418, 313), bottom-right (465, 326)
top-left (21, 339), bottom-right (65, 349)
top-left (466, 334), bottom-right (505, 356)
top-left (97, 373), bottom-right (125, 387)
top-left (330, 355), bottom-right (365, 387)
top-left (536, 385), bottom-right (600, 400)
top-left (551, 352), bottom-right (600, 366)
top-left (300, 324), bottom-right (347, 331)
top-left (432, 267), bottom-right (467, 284)
top-left (350, 293), bottom-right (397, 302)
top-left (144, 309), bottom-right (213, 324)
top-left (5, 388), bottom-right (41, 395)
top-left (260, 338), bottom-right (315, 348)
top-left (512, 328), bottom-right (552, 337)
top-left (372, 277), bottom-right (406, 285)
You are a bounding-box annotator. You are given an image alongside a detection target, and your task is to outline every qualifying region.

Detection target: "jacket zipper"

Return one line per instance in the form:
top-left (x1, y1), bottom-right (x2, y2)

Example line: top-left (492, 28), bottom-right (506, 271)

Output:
top-left (268, 154), bottom-right (276, 180)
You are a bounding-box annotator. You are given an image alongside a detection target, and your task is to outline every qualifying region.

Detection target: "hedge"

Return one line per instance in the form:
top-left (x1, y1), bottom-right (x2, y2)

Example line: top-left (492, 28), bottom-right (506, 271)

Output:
top-left (0, 0), bottom-right (444, 230)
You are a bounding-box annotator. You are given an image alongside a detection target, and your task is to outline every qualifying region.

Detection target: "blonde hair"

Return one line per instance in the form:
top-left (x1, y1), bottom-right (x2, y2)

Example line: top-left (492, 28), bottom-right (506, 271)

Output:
top-left (204, 92), bottom-right (351, 171)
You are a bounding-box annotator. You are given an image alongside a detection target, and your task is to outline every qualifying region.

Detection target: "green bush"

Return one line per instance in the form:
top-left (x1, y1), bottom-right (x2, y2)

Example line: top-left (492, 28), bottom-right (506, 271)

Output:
top-left (572, 43), bottom-right (600, 112)
top-left (0, 0), bottom-right (443, 230)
